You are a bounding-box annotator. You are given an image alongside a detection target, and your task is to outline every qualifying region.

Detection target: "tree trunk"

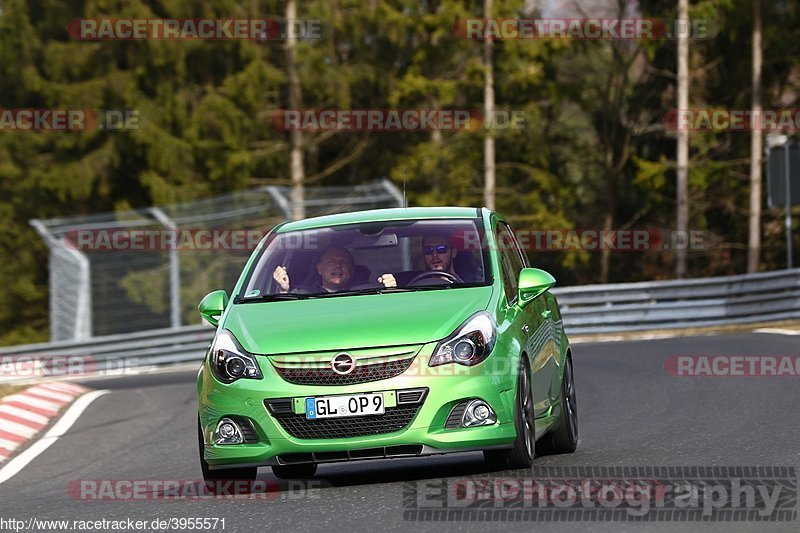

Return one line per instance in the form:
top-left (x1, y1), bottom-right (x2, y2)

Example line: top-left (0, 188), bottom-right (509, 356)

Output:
top-left (599, 183), bottom-right (615, 284)
top-left (286, 0), bottom-right (305, 220)
top-left (676, 0), bottom-right (690, 278)
top-left (483, 0), bottom-right (496, 211)
top-left (747, 0), bottom-right (763, 273)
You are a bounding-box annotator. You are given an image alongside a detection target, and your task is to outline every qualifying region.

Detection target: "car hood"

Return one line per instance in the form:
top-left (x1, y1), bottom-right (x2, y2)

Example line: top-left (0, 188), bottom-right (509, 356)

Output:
top-left (224, 286), bottom-right (494, 354)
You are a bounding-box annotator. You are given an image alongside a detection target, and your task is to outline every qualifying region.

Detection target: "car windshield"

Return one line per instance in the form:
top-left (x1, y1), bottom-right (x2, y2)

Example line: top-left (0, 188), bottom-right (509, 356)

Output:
top-left (239, 218), bottom-right (490, 300)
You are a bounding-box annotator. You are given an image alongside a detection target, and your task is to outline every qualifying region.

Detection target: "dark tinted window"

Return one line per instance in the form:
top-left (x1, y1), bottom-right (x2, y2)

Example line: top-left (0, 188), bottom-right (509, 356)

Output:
top-left (241, 218), bottom-right (490, 298)
top-left (496, 223), bottom-right (525, 302)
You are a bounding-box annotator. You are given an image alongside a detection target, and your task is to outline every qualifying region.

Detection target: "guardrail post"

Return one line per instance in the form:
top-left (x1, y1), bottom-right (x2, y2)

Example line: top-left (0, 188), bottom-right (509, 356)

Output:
top-left (149, 208), bottom-right (181, 329)
top-left (784, 143), bottom-right (794, 269)
top-left (265, 186), bottom-right (293, 220)
top-left (30, 219), bottom-right (93, 341)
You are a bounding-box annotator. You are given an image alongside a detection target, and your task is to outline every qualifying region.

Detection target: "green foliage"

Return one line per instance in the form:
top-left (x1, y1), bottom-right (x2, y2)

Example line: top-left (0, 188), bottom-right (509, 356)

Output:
top-left (1, 0), bottom-right (798, 343)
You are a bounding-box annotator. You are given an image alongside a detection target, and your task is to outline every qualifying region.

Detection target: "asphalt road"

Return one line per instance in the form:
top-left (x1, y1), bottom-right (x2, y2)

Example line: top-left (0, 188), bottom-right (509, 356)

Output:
top-left (1, 331), bottom-right (798, 533)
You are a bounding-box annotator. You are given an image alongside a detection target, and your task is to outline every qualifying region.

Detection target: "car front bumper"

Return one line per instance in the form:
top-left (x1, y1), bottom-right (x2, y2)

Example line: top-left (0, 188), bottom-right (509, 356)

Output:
top-left (198, 344), bottom-right (519, 469)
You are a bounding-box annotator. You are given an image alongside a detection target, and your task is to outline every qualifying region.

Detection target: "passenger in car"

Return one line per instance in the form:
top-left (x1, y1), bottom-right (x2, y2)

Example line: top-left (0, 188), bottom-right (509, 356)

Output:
top-left (273, 246), bottom-right (397, 294)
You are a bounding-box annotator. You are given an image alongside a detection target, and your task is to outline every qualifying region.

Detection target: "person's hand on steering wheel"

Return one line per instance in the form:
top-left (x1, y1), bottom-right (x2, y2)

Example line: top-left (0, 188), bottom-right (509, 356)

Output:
top-left (377, 273), bottom-right (397, 288)
top-left (407, 270), bottom-right (463, 286)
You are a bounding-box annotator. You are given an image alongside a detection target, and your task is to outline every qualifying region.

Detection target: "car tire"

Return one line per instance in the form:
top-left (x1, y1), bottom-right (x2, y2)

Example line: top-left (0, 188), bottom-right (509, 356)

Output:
top-left (536, 356), bottom-right (578, 455)
top-left (483, 356), bottom-right (535, 469)
top-left (198, 418), bottom-right (258, 492)
top-left (271, 464), bottom-right (318, 479)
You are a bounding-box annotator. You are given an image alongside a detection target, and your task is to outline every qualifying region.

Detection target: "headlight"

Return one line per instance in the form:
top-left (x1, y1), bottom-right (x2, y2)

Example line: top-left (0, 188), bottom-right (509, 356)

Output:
top-left (429, 311), bottom-right (496, 367)
top-left (208, 330), bottom-right (263, 383)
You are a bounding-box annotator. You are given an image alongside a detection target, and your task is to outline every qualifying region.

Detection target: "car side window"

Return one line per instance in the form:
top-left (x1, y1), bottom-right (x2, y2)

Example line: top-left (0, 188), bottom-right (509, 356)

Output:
top-left (496, 223), bottom-right (524, 303)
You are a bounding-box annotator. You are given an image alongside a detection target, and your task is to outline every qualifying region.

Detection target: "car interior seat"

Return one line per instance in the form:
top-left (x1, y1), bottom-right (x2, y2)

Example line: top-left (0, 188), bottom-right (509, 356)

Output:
top-left (453, 252), bottom-right (481, 281)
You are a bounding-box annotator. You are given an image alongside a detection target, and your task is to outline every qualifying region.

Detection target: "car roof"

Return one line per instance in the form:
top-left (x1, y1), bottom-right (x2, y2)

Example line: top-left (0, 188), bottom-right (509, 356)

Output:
top-left (275, 207), bottom-right (487, 233)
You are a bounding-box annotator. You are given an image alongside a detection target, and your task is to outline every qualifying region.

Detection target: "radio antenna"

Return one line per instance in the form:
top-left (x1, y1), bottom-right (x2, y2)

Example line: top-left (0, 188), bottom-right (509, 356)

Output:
top-left (402, 168), bottom-right (407, 208)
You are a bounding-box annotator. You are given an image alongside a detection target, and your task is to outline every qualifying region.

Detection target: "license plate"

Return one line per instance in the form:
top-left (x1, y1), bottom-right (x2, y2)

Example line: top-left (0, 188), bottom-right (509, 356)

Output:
top-left (305, 393), bottom-right (384, 420)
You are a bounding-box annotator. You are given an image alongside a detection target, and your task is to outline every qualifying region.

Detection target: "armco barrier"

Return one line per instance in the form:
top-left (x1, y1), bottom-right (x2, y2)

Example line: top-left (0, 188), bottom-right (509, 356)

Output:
top-left (554, 268), bottom-right (800, 335)
top-left (0, 269), bottom-right (798, 382)
top-left (0, 325), bottom-right (214, 383)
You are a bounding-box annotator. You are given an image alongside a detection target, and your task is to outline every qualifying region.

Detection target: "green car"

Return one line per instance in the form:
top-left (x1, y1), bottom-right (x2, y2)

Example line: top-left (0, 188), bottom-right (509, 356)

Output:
top-left (197, 207), bottom-right (577, 481)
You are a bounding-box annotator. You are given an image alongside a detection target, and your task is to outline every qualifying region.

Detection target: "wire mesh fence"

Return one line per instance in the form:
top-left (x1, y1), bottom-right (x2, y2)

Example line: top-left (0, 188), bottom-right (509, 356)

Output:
top-left (31, 180), bottom-right (403, 341)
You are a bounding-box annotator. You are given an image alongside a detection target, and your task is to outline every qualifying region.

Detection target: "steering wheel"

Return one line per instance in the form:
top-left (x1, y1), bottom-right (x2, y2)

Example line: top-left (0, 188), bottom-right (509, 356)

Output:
top-left (407, 270), bottom-right (463, 286)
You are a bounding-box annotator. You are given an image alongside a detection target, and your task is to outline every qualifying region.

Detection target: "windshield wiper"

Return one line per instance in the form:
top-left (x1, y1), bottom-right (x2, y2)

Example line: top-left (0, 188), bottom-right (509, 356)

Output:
top-left (236, 283), bottom-right (480, 303)
top-left (313, 288), bottom-right (387, 297)
top-left (313, 286), bottom-right (459, 297)
top-left (400, 284), bottom-right (453, 290)
top-left (235, 293), bottom-right (312, 303)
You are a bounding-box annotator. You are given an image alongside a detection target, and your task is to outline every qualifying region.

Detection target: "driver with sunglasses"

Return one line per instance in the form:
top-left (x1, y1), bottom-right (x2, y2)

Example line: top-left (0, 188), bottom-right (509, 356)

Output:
top-left (414, 233), bottom-right (486, 285)
top-left (421, 235), bottom-right (458, 274)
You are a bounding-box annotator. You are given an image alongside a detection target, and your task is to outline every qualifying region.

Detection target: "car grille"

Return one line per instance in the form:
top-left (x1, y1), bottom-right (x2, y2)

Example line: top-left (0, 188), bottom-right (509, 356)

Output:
top-left (270, 404), bottom-right (422, 440)
top-left (277, 445), bottom-right (424, 465)
top-left (273, 357), bottom-right (415, 386)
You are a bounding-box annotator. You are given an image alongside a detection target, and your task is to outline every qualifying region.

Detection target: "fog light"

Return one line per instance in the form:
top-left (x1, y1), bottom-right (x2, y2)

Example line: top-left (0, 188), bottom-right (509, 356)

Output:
top-left (214, 417), bottom-right (243, 445)
top-left (219, 423), bottom-right (235, 439)
top-left (462, 399), bottom-right (497, 427)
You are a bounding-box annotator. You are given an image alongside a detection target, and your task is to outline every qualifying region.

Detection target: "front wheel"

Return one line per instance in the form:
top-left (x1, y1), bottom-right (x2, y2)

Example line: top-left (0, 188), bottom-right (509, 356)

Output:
top-left (484, 356), bottom-right (535, 469)
top-left (536, 356), bottom-right (578, 455)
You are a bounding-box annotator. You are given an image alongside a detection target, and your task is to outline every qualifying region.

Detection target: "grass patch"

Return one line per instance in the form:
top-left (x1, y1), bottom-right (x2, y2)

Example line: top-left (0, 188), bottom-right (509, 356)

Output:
top-left (0, 384), bottom-right (24, 400)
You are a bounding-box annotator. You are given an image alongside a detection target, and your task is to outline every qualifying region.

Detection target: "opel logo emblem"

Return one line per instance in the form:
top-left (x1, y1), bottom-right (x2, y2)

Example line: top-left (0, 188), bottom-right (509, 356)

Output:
top-left (331, 353), bottom-right (356, 375)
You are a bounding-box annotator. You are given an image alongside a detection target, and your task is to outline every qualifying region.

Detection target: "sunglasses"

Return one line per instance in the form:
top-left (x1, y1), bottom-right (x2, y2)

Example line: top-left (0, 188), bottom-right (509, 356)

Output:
top-left (422, 244), bottom-right (450, 255)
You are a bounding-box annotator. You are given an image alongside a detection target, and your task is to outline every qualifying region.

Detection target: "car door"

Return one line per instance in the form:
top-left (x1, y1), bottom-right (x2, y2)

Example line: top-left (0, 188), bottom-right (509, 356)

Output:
top-left (495, 223), bottom-right (541, 411)
top-left (498, 222), bottom-right (558, 418)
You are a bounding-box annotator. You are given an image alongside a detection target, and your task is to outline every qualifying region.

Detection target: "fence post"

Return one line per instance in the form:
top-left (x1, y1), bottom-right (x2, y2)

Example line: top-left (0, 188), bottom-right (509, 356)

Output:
top-left (149, 208), bottom-right (181, 329)
top-left (265, 186), bottom-right (293, 220)
top-left (30, 219), bottom-right (93, 341)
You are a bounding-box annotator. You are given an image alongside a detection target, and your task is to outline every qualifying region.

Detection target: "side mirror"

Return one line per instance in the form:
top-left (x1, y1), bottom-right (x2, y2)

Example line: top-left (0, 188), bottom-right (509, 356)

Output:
top-left (198, 290), bottom-right (229, 326)
top-left (517, 268), bottom-right (556, 306)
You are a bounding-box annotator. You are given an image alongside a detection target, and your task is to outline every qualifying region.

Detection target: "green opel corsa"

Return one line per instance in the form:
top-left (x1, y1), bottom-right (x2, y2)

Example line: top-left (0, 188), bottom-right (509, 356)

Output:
top-left (197, 207), bottom-right (577, 481)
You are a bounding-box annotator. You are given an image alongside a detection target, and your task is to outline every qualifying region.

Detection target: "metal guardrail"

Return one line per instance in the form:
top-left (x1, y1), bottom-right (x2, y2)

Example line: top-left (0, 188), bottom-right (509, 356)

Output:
top-left (1, 269), bottom-right (799, 383)
top-left (0, 325), bottom-right (215, 383)
top-left (553, 268), bottom-right (800, 335)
